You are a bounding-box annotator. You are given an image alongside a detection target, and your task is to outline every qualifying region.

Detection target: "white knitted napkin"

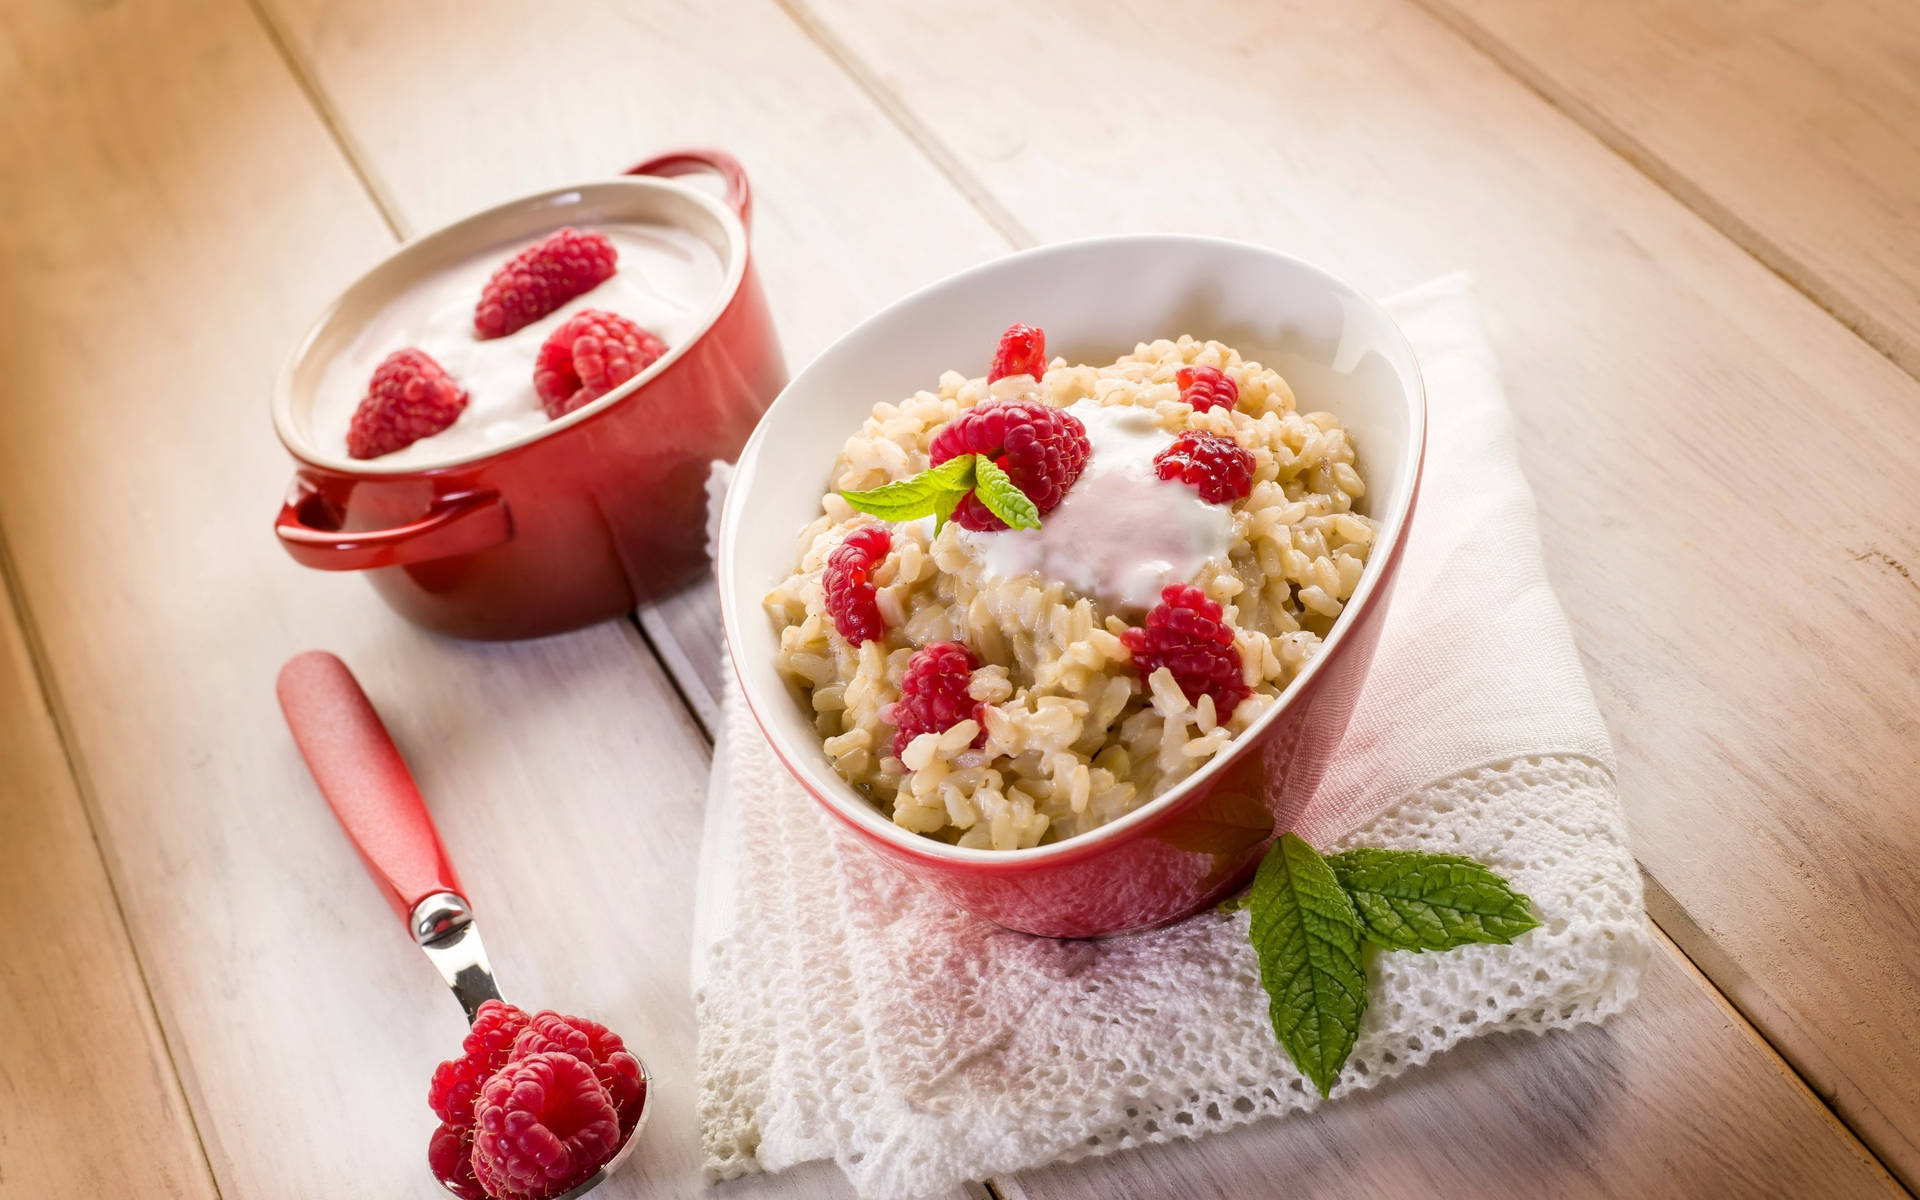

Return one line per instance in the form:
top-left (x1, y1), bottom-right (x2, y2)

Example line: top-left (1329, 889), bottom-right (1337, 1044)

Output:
top-left (693, 274), bottom-right (1651, 1199)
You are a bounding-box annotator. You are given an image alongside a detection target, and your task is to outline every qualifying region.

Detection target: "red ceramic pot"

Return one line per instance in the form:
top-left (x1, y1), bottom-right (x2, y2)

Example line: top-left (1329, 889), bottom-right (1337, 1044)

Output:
top-left (719, 236), bottom-right (1425, 938)
top-left (273, 149), bottom-right (785, 640)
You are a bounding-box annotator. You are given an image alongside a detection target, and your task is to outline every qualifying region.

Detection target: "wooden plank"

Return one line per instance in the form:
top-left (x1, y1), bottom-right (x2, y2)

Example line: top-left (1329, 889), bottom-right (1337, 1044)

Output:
top-left (0, 2), bottom-right (848, 1198)
top-left (1004, 928), bottom-right (1900, 1199)
top-left (0, 572), bottom-right (219, 1198)
top-left (1416, 0), bottom-right (1920, 380)
top-left (789, 0), bottom-right (1920, 1182)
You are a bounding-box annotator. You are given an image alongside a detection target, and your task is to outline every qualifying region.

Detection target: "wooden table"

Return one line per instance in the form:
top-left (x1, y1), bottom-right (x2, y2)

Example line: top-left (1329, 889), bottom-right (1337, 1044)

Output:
top-left (3, 0), bottom-right (1915, 1196)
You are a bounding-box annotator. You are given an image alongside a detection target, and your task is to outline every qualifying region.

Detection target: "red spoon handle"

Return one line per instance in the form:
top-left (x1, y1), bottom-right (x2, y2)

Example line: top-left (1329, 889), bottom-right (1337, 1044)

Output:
top-left (276, 651), bottom-right (464, 928)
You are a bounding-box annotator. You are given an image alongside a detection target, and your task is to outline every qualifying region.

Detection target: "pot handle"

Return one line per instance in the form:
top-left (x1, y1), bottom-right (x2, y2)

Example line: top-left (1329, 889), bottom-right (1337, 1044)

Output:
top-left (626, 147), bottom-right (752, 230)
top-left (275, 482), bottom-right (512, 572)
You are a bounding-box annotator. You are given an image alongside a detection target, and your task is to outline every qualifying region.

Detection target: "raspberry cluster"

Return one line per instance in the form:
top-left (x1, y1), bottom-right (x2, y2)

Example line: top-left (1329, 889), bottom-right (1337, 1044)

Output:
top-left (426, 1000), bottom-right (645, 1200)
top-left (345, 228), bottom-right (669, 459)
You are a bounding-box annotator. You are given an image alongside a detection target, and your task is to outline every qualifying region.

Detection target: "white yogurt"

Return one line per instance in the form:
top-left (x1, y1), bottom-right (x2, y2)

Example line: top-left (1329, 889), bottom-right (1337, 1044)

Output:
top-left (312, 223), bottom-right (724, 467)
top-left (962, 399), bottom-right (1233, 611)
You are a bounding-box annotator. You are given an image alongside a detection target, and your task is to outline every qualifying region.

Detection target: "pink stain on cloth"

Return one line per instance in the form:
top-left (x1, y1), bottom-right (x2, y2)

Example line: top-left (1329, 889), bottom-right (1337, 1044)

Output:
top-left (691, 275), bottom-right (1649, 1199)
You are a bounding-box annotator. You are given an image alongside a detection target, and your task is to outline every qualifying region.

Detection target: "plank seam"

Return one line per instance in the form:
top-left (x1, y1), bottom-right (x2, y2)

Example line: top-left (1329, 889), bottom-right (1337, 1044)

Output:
top-left (0, 517), bottom-right (227, 1200)
top-left (772, 0), bottom-right (1038, 251)
top-left (1407, 0), bottom-right (1920, 384)
top-left (633, 611), bottom-right (719, 746)
top-left (243, 0), bottom-right (411, 242)
top-left (1641, 866), bottom-right (1919, 1195)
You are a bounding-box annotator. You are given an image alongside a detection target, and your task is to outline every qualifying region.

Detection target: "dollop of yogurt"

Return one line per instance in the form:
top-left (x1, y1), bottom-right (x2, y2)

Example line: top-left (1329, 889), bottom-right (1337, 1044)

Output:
top-left (311, 223), bottom-right (723, 467)
top-left (962, 399), bottom-right (1232, 611)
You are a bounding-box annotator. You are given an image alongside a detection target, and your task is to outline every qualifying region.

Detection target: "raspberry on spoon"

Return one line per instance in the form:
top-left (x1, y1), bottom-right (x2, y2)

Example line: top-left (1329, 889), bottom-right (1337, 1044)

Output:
top-left (471, 1051), bottom-right (622, 1200)
top-left (428, 999), bottom-right (531, 1130)
top-left (429, 1122), bottom-right (485, 1199)
top-left (510, 1011), bottom-right (648, 1136)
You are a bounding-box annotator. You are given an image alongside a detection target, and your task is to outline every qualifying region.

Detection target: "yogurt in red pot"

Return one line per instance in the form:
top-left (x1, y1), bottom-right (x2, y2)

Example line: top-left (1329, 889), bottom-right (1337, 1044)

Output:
top-left (273, 150), bottom-right (784, 640)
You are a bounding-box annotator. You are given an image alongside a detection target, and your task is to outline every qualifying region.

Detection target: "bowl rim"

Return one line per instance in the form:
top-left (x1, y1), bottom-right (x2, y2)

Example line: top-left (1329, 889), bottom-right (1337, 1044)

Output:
top-left (719, 232), bottom-right (1427, 869)
top-left (272, 175), bottom-right (749, 476)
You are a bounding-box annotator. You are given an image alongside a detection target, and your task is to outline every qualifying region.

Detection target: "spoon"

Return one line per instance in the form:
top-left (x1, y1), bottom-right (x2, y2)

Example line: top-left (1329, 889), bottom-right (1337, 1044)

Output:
top-left (276, 650), bottom-right (648, 1198)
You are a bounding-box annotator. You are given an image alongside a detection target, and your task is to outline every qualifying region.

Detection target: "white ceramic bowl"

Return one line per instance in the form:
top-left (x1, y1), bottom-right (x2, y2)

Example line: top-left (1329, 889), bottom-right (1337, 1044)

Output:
top-left (719, 235), bottom-right (1425, 936)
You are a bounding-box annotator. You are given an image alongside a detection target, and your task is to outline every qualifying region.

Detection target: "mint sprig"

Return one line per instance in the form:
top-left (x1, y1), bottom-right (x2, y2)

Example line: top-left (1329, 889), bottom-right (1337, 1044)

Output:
top-left (971, 457), bottom-right (1040, 530)
top-left (840, 454), bottom-right (1041, 534)
top-left (1239, 836), bottom-right (1538, 1096)
top-left (839, 455), bottom-right (976, 530)
top-left (1246, 834), bottom-right (1369, 1098)
top-left (1326, 848), bottom-right (1540, 951)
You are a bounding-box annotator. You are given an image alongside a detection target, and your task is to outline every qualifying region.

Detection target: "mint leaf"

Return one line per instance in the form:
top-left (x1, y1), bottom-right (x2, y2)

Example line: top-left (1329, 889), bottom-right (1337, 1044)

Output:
top-left (840, 455), bottom-right (975, 529)
top-left (1245, 834), bottom-right (1368, 1097)
top-left (971, 457), bottom-right (1041, 531)
top-left (1326, 848), bottom-right (1540, 951)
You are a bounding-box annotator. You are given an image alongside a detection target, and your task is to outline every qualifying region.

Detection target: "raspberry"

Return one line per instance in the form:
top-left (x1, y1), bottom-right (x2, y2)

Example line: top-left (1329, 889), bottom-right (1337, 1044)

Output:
top-left (1177, 364), bottom-right (1239, 413)
top-left (822, 527), bottom-right (892, 646)
top-left (429, 999), bottom-right (530, 1130)
top-left (1154, 431), bottom-right (1256, 504)
top-left (1121, 585), bottom-right (1250, 720)
top-left (929, 400), bottom-right (1090, 531)
top-left (428, 1122), bottom-right (484, 1200)
top-left (474, 228), bottom-right (618, 339)
top-left (346, 349), bottom-right (470, 460)
top-left (533, 309), bottom-right (667, 419)
top-left (471, 1052), bottom-right (621, 1200)
top-left (885, 642), bottom-right (984, 759)
top-left (511, 1011), bottom-right (647, 1135)
top-left (988, 322), bottom-right (1047, 382)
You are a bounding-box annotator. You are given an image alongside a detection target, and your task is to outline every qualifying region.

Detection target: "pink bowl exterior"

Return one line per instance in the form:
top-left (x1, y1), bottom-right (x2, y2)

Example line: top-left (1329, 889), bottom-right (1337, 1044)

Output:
top-left (282, 264), bottom-right (784, 640)
top-left (751, 467), bottom-right (1417, 938)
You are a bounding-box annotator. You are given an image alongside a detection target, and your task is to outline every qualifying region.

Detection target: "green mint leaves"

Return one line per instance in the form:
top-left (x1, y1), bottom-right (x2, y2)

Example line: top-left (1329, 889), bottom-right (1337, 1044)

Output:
top-left (970, 457), bottom-right (1041, 530)
top-left (1240, 835), bottom-right (1538, 1097)
top-left (1326, 848), bottom-right (1541, 951)
top-left (840, 454), bottom-right (1040, 534)
top-left (1247, 834), bottom-right (1369, 1098)
top-left (838, 455), bottom-right (975, 529)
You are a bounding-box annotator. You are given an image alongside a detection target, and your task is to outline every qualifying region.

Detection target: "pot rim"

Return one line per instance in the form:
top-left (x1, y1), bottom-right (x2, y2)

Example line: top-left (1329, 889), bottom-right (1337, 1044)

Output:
top-left (272, 175), bottom-right (749, 477)
top-left (720, 233), bottom-right (1428, 871)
